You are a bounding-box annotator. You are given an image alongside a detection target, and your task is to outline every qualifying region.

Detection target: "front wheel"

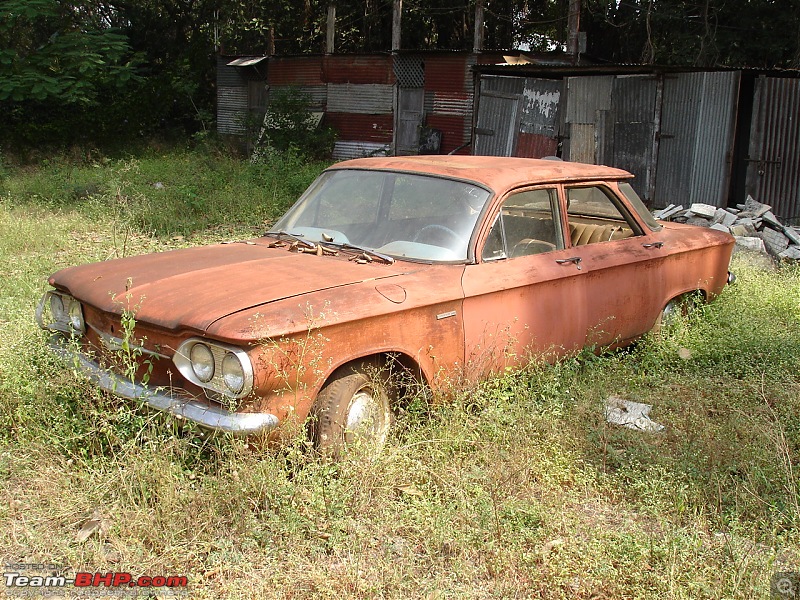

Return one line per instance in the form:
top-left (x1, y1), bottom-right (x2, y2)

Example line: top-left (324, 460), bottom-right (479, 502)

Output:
top-left (311, 361), bottom-right (392, 455)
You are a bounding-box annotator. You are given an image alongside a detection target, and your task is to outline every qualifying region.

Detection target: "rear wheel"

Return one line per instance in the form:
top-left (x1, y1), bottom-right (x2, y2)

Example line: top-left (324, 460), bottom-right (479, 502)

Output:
top-left (311, 361), bottom-right (392, 455)
top-left (652, 292), bottom-right (703, 335)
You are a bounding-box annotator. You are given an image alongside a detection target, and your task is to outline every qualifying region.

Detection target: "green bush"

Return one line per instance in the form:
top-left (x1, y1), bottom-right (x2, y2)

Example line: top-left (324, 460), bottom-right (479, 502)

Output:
top-left (254, 87), bottom-right (337, 160)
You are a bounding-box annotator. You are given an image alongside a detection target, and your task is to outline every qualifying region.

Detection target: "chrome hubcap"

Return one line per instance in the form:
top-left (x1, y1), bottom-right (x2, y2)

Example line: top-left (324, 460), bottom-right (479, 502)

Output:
top-left (344, 388), bottom-right (387, 444)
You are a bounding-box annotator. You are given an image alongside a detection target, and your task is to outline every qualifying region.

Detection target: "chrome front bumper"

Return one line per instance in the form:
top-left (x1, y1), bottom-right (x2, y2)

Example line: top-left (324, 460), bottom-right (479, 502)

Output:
top-left (49, 336), bottom-right (279, 436)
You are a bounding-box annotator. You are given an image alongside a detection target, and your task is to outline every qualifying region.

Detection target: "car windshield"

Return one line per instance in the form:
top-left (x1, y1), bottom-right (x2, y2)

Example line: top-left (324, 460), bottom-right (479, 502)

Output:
top-left (271, 169), bottom-right (492, 262)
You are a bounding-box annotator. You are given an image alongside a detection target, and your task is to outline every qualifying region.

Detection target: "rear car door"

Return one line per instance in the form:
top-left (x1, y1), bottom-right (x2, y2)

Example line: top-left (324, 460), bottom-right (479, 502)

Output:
top-left (562, 183), bottom-right (667, 347)
top-left (461, 186), bottom-right (590, 377)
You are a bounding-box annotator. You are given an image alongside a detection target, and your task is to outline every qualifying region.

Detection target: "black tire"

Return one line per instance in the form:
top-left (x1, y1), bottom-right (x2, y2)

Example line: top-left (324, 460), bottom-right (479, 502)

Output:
top-left (311, 361), bottom-right (392, 455)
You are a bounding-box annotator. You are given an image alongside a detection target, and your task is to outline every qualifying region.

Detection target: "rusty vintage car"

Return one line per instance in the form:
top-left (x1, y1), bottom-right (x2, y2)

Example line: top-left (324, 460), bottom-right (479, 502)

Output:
top-left (37, 156), bottom-right (735, 451)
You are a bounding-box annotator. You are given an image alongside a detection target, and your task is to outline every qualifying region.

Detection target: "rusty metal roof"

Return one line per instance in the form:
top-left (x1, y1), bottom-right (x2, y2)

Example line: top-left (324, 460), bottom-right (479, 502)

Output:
top-left (226, 56), bottom-right (268, 67)
top-left (329, 156), bottom-right (632, 191)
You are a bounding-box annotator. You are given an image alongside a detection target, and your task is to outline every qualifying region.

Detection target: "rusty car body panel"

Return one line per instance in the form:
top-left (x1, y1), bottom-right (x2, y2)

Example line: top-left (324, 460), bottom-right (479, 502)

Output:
top-left (37, 156), bottom-right (734, 443)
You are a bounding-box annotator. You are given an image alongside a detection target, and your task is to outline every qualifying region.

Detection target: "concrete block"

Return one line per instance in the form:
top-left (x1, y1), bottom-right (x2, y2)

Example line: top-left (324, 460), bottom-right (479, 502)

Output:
top-left (689, 203), bottom-right (718, 218)
top-left (734, 236), bottom-right (766, 253)
top-left (744, 195), bottom-right (772, 217)
top-left (779, 246), bottom-right (800, 260)
top-left (710, 223), bottom-right (731, 233)
top-left (653, 204), bottom-right (685, 220)
top-left (686, 217), bottom-right (711, 227)
top-left (783, 227), bottom-right (800, 246)
top-left (761, 210), bottom-right (784, 230)
top-left (756, 228), bottom-right (790, 257)
top-left (732, 220), bottom-right (758, 235)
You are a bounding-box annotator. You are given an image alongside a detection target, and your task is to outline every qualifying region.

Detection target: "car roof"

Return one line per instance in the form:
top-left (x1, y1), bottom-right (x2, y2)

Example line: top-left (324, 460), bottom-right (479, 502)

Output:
top-left (328, 156), bottom-right (633, 192)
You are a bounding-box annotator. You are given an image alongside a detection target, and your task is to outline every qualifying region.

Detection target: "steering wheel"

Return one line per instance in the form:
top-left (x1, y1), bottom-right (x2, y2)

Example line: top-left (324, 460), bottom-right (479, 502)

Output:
top-left (412, 224), bottom-right (462, 246)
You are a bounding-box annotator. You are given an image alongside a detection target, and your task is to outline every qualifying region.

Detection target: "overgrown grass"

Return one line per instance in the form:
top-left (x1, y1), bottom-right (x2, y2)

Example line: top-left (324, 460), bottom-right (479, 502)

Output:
top-left (0, 145), bottom-right (325, 237)
top-left (1, 148), bottom-right (798, 599)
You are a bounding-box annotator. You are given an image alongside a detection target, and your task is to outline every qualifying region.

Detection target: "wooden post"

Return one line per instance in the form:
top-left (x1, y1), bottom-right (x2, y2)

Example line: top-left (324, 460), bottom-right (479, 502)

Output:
top-left (567, 0), bottom-right (581, 63)
top-left (473, 0), bottom-right (484, 52)
top-left (326, 4), bottom-right (336, 54)
top-left (267, 25), bottom-right (275, 56)
top-left (392, 0), bottom-right (402, 52)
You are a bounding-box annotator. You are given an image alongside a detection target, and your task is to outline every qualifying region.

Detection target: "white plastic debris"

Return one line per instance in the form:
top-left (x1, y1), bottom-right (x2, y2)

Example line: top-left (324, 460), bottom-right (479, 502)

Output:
top-left (604, 396), bottom-right (665, 433)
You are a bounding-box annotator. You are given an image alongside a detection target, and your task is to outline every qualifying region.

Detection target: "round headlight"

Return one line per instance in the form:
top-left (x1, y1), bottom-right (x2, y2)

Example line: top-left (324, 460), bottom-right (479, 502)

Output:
top-left (222, 352), bottom-right (245, 394)
top-left (68, 301), bottom-right (83, 331)
top-left (190, 343), bottom-right (215, 382)
top-left (50, 294), bottom-right (65, 321)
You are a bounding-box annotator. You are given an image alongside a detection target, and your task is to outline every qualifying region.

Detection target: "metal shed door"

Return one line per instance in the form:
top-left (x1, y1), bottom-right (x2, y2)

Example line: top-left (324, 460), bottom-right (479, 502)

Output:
top-left (473, 90), bottom-right (520, 156)
top-left (746, 77), bottom-right (800, 222)
top-left (395, 87), bottom-right (424, 155)
top-left (655, 72), bottom-right (739, 209)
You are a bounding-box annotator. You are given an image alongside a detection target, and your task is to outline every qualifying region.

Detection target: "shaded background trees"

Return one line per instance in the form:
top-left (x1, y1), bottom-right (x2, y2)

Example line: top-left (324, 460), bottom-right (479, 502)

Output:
top-left (1, 0), bottom-right (798, 148)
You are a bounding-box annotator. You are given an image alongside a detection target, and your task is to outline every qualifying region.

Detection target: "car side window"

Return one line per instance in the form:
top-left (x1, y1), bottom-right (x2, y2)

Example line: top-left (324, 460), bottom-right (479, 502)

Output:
top-left (481, 188), bottom-right (561, 261)
top-left (565, 185), bottom-right (642, 247)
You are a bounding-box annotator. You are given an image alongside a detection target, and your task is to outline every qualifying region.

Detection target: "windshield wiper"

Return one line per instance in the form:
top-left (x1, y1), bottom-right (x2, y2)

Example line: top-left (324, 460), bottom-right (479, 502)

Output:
top-left (263, 230), bottom-right (317, 249)
top-left (330, 243), bottom-right (395, 265)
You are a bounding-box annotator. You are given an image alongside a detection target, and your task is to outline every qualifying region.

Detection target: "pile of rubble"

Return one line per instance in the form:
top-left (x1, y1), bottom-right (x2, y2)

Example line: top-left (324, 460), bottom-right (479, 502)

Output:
top-left (654, 196), bottom-right (800, 260)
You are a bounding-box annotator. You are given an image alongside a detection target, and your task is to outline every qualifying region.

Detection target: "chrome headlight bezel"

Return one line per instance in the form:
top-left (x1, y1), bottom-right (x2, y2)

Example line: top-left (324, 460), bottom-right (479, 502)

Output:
top-left (173, 338), bottom-right (254, 399)
top-left (36, 291), bottom-right (86, 336)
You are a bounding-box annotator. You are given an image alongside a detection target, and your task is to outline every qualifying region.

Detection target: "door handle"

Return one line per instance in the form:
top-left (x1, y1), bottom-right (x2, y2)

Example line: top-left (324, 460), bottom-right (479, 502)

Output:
top-left (556, 256), bottom-right (582, 270)
top-left (642, 242), bottom-right (664, 249)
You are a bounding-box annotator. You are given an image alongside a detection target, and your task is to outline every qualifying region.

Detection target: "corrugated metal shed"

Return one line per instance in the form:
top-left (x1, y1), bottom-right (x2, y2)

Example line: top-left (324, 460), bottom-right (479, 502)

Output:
top-left (515, 133), bottom-right (558, 158)
top-left (268, 84), bottom-right (327, 109)
top-left (424, 54), bottom-right (470, 93)
top-left (217, 88), bottom-right (249, 135)
top-left (481, 75), bottom-right (525, 95)
top-left (324, 113), bottom-right (393, 143)
top-left (474, 90), bottom-right (520, 156)
top-left (564, 76), bottom-right (612, 164)
top-left (327, 83), bottom-right (393, 114)
top-left (471, 63), bottom-right (800, 218)
top-left (423, 54), bottom-right (473, 153)
top-left (565, 76), bottom-right (612, 124)
top-left (268, 57), bottom-right (323, 85)
top-left (655, 71), bottom-right (739, 208)
top-left (324, 55), bottom-right (394, 84)
top-left (519, 78), bottom-right (561, 138)
top-left (426, 114), bottom-right (470, 154)
top-left (746, 76), bottom-right (800, 222)
top-left (475, 75), bottom-right (561, 159)
top-left (332, 141), bottom-right (391, 160)
top-left (609, 75), bottom-right (657, 193)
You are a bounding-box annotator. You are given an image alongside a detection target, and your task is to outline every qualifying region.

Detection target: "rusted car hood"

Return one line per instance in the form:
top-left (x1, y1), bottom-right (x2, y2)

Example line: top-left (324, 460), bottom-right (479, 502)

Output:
top-left (49, 241), bottom-right (406, 332)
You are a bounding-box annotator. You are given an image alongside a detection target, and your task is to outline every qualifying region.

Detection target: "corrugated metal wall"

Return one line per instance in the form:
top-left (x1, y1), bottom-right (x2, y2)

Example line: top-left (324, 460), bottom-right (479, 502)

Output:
top-left (564, 76), bottom-right (612, 164)
top-left (424, 54), bottom-right (472, 154)
top-left (609, 75), bottom-right (657, 195)
top-left (260, 55), bottom-right (395, 160)
top-left (324, 55), bottom-right (394, 84)
top-left (218, 52), bottom-right (486, 159)
top-left (324, 113), bottom-right (393, 142)
top-left (327, 83), bottom-right (394, 113)
top-left (268, 57), bottom-right (323, 85)
top-left (746, 76), bottom-right (800, 222)
top-left (217, 57), bottom-right (249, 136)
top-left (655, 71), bottom-right (739, 208)
top-left (517, 77), bottom-right (561, 157)
top-left (474, 91), bottom-right (520, 156)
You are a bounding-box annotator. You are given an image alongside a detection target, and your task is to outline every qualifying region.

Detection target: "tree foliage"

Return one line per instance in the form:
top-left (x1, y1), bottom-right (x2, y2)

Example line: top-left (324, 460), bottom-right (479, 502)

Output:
top-left (0, 0), bottom-right (797, 148)
top-left (0, 0), bottom-right (138, 104)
